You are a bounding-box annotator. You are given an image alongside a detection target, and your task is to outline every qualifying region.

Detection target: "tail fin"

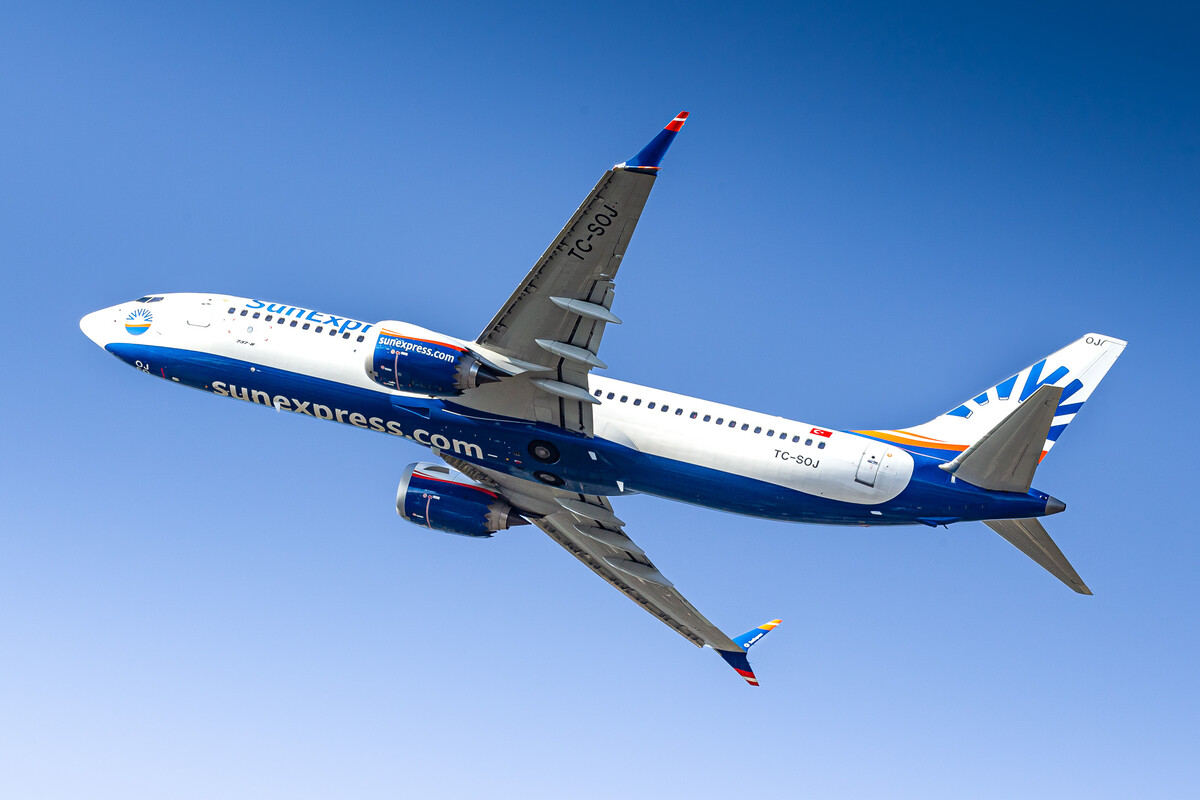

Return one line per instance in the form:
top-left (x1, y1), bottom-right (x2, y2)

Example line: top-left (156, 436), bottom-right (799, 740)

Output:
top-left (858, 333), bottom-right (1126, 461)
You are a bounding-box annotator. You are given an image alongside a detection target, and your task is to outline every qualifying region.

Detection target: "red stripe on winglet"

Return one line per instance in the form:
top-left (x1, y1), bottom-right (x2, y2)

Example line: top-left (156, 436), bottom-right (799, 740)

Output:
top-left (665, 111), bottom-right (689, 132)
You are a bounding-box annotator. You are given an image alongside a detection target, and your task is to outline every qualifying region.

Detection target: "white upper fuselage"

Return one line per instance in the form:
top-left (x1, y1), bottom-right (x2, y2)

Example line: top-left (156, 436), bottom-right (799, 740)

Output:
top-left (81, 292), bottom-right (917, 514)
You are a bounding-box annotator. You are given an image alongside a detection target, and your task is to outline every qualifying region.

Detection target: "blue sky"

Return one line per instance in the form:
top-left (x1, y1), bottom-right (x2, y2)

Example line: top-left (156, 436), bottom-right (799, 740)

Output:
top-left (3, 2), bottom-right (1198, 797)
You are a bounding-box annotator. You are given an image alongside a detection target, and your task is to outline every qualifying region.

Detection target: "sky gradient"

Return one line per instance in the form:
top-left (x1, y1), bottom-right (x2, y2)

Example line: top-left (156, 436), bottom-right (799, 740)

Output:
top-left (3, 3), bottom-right (1198, 798)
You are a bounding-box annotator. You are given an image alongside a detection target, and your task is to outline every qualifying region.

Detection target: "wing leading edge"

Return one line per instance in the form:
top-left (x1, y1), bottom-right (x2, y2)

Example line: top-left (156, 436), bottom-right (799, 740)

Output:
top-left (460, 113), bottom-right (690, 435)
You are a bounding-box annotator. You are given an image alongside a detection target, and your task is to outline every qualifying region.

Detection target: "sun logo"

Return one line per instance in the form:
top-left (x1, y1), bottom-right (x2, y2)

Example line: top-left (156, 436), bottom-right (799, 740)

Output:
top-left (125, 307), bottom-right (153, 335)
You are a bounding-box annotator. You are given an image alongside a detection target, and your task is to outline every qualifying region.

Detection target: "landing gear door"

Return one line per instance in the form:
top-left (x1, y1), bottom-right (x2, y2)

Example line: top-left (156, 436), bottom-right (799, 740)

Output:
top-left (855, 442), bottom-right (888, 487)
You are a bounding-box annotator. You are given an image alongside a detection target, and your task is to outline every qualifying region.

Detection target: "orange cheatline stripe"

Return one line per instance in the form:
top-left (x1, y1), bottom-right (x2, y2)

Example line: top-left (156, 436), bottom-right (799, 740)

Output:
top-left (854, 430), bottom-right (968, 452)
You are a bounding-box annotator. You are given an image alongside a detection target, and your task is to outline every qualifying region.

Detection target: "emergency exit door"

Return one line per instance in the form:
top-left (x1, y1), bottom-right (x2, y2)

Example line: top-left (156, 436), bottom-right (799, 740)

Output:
top-left (855, 442), bottom-right (888, 487)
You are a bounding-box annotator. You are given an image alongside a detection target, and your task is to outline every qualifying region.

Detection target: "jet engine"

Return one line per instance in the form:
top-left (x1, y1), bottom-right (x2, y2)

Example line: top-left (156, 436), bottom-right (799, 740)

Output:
top-left (366, 327), bottom-right (504, 396)
top-left (397, 462), bottom-right (527, 538)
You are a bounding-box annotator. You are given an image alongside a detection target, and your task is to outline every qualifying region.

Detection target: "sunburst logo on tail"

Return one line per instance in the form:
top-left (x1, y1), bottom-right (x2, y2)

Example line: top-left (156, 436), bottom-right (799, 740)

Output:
top-left (125, 307), bottom-right (153, 335)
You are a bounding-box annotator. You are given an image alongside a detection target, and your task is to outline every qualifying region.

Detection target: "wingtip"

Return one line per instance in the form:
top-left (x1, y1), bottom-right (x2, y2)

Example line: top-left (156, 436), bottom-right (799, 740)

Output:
top-left (733, 618), bottom-right (782, 651)
top-left (620, 111), bottom-right (690, 171)
top-left (718, 618), bottom-right (782, 686)
top-left (664, 111), bottom-right (689, 132)
top-left (717, 648), bottom-right (762, 687)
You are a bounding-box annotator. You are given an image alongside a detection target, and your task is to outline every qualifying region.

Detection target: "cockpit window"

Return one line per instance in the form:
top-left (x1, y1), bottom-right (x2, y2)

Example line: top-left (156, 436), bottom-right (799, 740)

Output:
top-left (136, 296), bottom-right (164, 303)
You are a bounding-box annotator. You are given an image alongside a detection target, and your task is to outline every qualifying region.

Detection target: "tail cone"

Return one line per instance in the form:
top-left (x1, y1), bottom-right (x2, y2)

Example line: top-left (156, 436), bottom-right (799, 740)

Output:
top-left (1045, 496), bottom-right (1067, 515)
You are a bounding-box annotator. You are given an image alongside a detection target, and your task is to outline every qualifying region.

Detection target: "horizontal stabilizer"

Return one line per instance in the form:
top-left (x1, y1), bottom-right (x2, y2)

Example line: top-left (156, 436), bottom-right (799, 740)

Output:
top-left (941, 384), bottom-right (1062, 492)
top-left (984, 518), bottom-right (1091, 595)
top-left (716, 619), bottom-right (781, 687)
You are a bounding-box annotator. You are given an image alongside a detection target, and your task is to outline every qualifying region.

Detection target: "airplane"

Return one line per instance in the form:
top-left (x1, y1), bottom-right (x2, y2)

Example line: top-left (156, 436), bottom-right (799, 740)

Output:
top-left (80, 112), bottom-right (1126, 686)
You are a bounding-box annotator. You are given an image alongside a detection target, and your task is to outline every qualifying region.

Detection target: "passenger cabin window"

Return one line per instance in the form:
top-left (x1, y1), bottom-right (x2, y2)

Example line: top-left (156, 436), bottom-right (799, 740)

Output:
top-left (634, 399), bottom-right (641, 406)
top-left (606, 392), bottom-right (614, 399)
top-left (661, 406), bottom-right (669, 413)
top-left (792, 435), bottom-right (800, 442)
top-left (690, 412), bottom-right (698, 419)
top-left (741, 423), bottom-right (749, 431)
top-left (805, 438), bottom-right (813, 446)
top-left (729, 421), bottom-right (736, 428)
top-left (675, 409), bottom-right (683, 415)
top-left (265, 314), bottom-right (273, 322)
top-left (315, 326), bottom-right (323, 333)
top-left (240, 310), bottom-right (248, 316)
top-left (766, 429), bottom-right (774, 436)
top-left (292, 321), bottom-right (299, 327)
top-left (356, 335), bottom-right (364, 342)
top-left (303, 323), bottom-right (310, 330)
top-left (227, 307), bottom-right (235, 314)
top-left (620, 395), bottom-right (628, 403)
top-left (818, 441), bottom-right (826, 449)
top-left (704, 415), bottom-right (711, 422)
top-left (252, 312), bottom-right (260, 319)
top-left (648, 402), bottom-right (656, 409)
top-left (715, 418), bottom-right (723, 425)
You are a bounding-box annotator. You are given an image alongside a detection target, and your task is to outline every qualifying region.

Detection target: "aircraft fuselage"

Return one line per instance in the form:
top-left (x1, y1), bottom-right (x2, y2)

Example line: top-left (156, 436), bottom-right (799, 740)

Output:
top-left (81, 293), bottom-right (1058, 527)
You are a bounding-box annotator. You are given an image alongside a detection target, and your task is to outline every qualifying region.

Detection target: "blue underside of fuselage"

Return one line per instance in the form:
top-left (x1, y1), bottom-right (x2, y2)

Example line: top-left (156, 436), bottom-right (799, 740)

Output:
top-left (105, 342), bottom-right (1053, 526)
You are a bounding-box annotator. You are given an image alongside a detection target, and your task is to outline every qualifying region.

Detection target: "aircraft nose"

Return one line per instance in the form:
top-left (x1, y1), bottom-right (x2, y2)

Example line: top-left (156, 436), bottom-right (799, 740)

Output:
top-left (1045, 495), bottom-right (1067, 515)
top-left (80, 307), bottom-right (117, 347)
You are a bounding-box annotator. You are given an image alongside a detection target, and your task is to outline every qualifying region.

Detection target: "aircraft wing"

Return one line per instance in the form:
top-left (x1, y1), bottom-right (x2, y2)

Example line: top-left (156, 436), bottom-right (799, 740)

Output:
top-left (437, 453), bottom-right (779, 682)
top-left (462, 113), bottom-right (689, 435)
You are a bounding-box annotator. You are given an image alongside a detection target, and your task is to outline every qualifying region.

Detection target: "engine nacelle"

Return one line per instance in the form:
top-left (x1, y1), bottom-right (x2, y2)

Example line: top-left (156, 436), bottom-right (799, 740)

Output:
top-left (366, 325), bottom-right (503, 396)
top-left (396, 462), bottom-right (527, 538)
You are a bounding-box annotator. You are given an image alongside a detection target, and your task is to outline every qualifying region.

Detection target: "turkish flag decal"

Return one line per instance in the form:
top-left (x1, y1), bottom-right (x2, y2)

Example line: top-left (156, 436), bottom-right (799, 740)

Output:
top-left (810, 427), bottom-right (833, 438)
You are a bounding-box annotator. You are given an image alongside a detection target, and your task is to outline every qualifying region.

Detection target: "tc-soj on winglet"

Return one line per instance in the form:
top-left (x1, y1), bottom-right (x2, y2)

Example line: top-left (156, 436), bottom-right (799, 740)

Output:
top-left (715, 619), bottom-right (783, 687)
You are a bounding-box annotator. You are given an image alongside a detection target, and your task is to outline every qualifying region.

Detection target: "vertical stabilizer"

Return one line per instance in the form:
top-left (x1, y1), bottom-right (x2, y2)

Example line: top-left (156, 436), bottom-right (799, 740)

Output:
top-left (857, 334), bottom-right (1126, 461)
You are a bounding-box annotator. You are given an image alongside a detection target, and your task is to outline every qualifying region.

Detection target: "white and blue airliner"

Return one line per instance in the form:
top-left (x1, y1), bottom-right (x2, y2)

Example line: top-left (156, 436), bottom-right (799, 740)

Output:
top-left (81, 112), bottom-right (1126, 685)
